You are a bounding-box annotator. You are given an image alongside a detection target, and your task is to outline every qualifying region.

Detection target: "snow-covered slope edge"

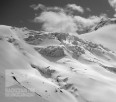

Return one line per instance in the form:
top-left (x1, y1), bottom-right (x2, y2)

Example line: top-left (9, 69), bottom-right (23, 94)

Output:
top-left (80, 24), bottom-right (116, 52)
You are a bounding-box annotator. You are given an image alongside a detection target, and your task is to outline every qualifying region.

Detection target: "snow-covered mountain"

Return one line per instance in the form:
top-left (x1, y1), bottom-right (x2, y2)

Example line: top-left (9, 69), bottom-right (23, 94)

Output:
top-left (0, 22), bottom-right (116, 102)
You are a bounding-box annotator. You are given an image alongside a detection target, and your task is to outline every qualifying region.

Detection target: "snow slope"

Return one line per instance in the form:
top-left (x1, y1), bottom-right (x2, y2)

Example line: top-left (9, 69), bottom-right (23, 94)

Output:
top-left (80, 24), bottom-right (116, 51)
top-left (0, 25), bottom-right (116, 102)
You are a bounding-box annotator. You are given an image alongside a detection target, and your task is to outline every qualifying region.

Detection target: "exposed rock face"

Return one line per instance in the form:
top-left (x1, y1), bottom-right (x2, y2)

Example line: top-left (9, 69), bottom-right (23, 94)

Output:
top-left (24, 30), bottom-right (112, 59)
top-left (54, 33), bottom-right (68, 41)
top-left (91, 18), bottom-right (116, 31)
top-left (35, 46), bottom-right (65, 57)
top-left (24, 35), bottom-right (45, 45)
top-left (71, 46), bottom-right (85, 57)
top-left (64, 45), bottom-right (85, 57)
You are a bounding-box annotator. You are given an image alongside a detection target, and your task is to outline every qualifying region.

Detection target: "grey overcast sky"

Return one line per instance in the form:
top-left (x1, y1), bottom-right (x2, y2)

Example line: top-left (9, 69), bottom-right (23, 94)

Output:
top-left (0, 0), bottom-right (115, 30)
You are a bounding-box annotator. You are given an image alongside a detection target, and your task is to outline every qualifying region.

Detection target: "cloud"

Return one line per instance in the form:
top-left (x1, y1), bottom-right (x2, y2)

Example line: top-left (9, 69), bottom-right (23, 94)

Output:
top-left (31, 4), bottom-right (46, 10)
top-left (114, 14), bottom-right (116, 17)
top-left (67, 4), bottom-right (84, 13)
top-left (31, 3), bottom-right (84, 14)
top-left (77, 14), bottom-right (107, 27)
top-left (108, 0), bottom-right (116, 9)
top-left (32, 4), bottom-right (107, 34)
top-left (31, 4), bottom-right (63, 12)
top-left (74, 16), bottom-right (100, 27)
top-left (34, 11), bottom-right (106, 34)
top-left (86, 8), bottom-right (91, 12)
top-left (108, 0), bottom-right (116, 16)
top-left (75, 15), bottom-right (106, 26)
top-left (34, 11), bottom-right (77, 34)
top-left (74, 15), bottom-right (107, 32)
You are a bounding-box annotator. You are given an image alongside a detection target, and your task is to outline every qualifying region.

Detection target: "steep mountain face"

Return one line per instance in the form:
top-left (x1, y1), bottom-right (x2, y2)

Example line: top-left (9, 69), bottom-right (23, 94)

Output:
top-left (35, 46), bottom-right (66, 57)
top-left (0, 23), bottom-right (116, 102)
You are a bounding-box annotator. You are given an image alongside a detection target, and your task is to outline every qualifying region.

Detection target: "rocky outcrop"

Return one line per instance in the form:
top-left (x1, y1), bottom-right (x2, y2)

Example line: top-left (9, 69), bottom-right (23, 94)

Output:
top-left (91, 18), bottom-right (116, 31)
top-left (35, 46), bottom-right (65, 57)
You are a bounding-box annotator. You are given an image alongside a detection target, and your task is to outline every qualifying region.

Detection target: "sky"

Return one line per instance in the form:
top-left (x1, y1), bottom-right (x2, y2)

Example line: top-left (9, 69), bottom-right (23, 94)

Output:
top-left (0, 0), bottom-right (116, 33)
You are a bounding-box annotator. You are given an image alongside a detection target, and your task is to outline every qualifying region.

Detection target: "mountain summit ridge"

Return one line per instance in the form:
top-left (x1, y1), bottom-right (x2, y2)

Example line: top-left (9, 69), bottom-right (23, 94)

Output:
top-left (90, 17), bottom-right (116, 31)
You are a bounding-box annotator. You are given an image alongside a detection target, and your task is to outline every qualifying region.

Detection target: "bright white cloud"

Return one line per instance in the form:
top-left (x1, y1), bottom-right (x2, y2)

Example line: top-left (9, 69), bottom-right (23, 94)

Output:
top-left (31, 4), bottom-right (46, 10)
top-left (108, 0), bottom-right (116, 17)
top-left (74, 16), bottom-right (103, 26)
top-left (74, 16), bottom-right (99, 31)
top-left (67, 4), bottom-right (84, 13)
top-left (31, 4), bottom-right (63, 12)
top-left (31, 3), bottom-right (84, 13)
top-left (108, 0), bottom-right (116, 9)
top-left (74, 16), bottom-right (98, 27)
top-left (74, 14), bottom-right (107, 31)
top-left (32, 4), bottom-right (107, 34)
top-left (34, 11), bottom-right (77, 34)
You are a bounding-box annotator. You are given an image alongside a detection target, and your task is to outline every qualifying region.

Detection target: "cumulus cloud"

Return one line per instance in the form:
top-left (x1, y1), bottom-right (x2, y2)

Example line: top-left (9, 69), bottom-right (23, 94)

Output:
top-left (31, 4), bottom-right (63, 12)
top-left (86, 8), bottom-right (91, 12)
top-left (108, 0), bottom-right (116, 16)
top-left (31, 3), bottom-right (84, 14)
top-left (34, 11), bottom-right (77, 34)
top-left (31, 4), bottom-right (45, 10)
top-left (74, 15), bottom-right (107, 32)
top-left (74, 16), bottom-right (100, 28)
top-left (66, 4), bottom-right (84, 13)
top-left (108, 0), bottom-right (116, 9)
top-left (32, 4), bottom-right (107, 34)
top-left (74, 15), bottom-right (106, 27)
